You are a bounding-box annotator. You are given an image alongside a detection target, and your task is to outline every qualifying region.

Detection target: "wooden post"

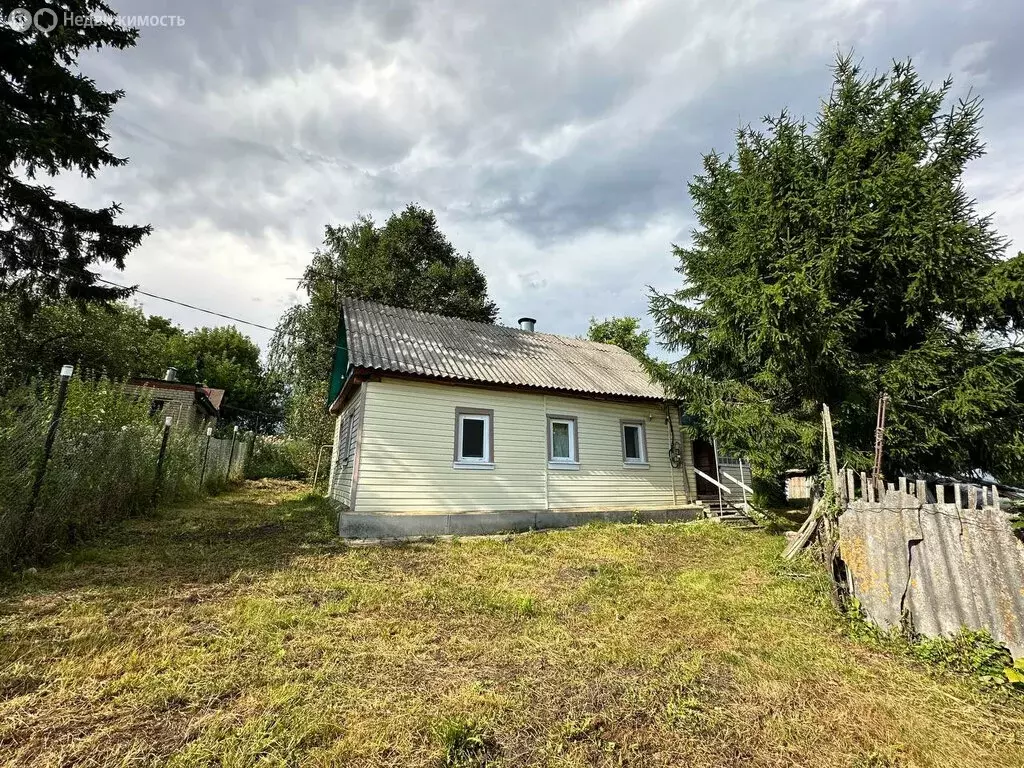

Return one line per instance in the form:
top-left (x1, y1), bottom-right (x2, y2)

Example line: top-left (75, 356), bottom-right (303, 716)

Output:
top-left (822, 405), bottom-right (839, 489)
top-left (992, 485), bottom-right (1000, 508)
top-left (861, 471), bottom-right (870, 502)
top-left (916, 480), bottom-right (927, 502)
top-left (846, 468), bottom-right (856, 501)
top-left (872, 392), bottom-right (889, 479)
top-left (898, 476), bottom-right (907, 494)
top-left (953, 483), bottom-right (962, 508)
top-left (936, 484), bottom-right (946, 505)
top-left (967, 485), bottom-right (977, 510)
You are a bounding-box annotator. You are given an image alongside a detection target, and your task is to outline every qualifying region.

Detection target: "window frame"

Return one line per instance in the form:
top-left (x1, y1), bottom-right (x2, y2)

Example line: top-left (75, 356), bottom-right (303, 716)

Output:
top-left (546, 414), bottom-right (580, 469)
top-left (339, 414), bottom-right (351, 466)
top-left (620, 419), bottom-right (649, 467)
top-left (346, 410), bottom-right (359, 462)
top-left (453, 407), bottom-right (494, 468)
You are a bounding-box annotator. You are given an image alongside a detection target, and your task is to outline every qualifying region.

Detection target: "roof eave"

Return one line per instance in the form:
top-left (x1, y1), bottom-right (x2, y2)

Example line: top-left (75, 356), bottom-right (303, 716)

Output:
top-left (341, 366), bottom-right (667, 404)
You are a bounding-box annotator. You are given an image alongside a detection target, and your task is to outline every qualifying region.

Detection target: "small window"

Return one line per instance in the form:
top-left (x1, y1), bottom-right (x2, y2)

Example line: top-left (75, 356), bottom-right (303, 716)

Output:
top-left (454, 408), bottom-right (493, 466)
top-left (621, 420), bottom-right (647, 464)
top-left (547, 415), bottom-right (578, 465)
top-left (339, 415), bottom-right (351, 465)
top-left (346, 411), bottom-right (359, 460)
top-left (149, 399), bottom-right (166, 417)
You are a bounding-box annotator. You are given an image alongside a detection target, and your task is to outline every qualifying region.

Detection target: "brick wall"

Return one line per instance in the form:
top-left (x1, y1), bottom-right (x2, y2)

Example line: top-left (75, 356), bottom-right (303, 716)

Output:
top-left (124, 382), bottom-right (212, 429)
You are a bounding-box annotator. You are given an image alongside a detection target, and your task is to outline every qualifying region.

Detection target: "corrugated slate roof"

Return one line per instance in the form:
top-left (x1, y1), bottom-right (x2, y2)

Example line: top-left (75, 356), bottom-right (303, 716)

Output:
top-left (342, 298), bottom-right (665, 400)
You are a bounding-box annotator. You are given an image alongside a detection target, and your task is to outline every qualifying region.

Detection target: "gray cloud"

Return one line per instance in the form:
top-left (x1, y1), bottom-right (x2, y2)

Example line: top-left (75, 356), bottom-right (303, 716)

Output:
top-left (46, 0), bottom-right (1024, 349)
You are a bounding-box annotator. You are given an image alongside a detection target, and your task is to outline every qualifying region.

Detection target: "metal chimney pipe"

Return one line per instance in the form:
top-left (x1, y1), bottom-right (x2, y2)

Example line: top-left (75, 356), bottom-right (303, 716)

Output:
top-left (517, 317), bottom-right (536, 333)
top-left (164, 367), bottom-right (179, 382)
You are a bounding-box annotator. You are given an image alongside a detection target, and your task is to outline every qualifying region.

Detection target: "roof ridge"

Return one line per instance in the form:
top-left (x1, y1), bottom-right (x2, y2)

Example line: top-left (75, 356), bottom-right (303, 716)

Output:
top-left (342, 296), bottom-right (632, 355)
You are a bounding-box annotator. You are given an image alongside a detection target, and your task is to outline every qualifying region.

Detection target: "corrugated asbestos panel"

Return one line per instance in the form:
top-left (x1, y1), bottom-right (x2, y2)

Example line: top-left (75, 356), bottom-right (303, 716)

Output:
top-left (840, 491), bottom-right (1024, 657)
top-left (341, 297), bottom-right (665, 400)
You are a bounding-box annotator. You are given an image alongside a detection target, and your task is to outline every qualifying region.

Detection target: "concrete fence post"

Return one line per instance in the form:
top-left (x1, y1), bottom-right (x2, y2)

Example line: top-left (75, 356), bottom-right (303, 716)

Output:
top-left (246, 430), bottom-right (257, 478)
top-left (22, 364), bottom-right (74, 543)
top-left (226, 425), bottom-right (239, 481)
top-left (152, 415), bottom-right (173, 507)
top-left (199, 426), bottom-right (213, 488)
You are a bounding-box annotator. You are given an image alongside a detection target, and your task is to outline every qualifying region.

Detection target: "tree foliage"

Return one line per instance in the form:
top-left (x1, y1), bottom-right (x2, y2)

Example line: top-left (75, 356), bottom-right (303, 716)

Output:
top-left (273, 204), bottom-right (498, 386)
top-left (0, 297), bottom-right (281, 431)
top-left (650, 55), bottom-right (1024, 483)
top-left (164, 326), bottom-right (283, 432)
top-left (0, 298), bottom-right (171, 388)
top-left (587, 316), bottom-right (652, 364)
top-left (271, 204), bottom-right (499, 447)
top-left (0, 1), bottom-right (150, 309)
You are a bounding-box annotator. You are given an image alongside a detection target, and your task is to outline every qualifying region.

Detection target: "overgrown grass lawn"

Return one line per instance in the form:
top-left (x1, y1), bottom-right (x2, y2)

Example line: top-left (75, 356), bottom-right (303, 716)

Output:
top-left (1, 481), bottom-right (1022, 767)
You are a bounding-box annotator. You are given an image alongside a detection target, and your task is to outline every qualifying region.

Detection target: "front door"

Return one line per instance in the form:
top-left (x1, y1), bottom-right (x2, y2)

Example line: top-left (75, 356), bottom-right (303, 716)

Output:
top-left (693, 439), bottom-right (719, 499)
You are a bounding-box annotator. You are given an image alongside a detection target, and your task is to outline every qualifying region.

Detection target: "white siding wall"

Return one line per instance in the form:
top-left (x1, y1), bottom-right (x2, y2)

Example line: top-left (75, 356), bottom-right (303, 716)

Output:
top-left (327, 385), bottom-right (365, 508)
top-left (353, 376), bottom-right (695, 514)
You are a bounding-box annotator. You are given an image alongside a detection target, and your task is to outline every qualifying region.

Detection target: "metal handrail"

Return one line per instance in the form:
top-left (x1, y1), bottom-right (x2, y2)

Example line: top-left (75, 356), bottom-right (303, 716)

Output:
top-left (694, 467), bottom-right (732, 494)
top-left (720, 470), bottom-right (754, 495)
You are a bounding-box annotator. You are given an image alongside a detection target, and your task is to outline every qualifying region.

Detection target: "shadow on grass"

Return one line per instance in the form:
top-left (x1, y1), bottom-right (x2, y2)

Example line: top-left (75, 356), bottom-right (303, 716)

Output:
top-left (758, 504), bottom-right (812, 534)
top-left (0, 481), bottom-right (339, 597)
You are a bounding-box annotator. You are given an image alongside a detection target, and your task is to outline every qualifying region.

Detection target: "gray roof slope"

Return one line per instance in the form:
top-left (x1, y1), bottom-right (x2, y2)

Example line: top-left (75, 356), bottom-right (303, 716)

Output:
top-left (342, 298), bottom-right (665, 400)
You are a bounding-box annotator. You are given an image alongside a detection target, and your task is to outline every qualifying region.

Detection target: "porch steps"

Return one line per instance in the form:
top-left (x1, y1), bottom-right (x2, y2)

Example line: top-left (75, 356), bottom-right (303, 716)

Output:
top-left (700, 498), bottom-right (762, 530)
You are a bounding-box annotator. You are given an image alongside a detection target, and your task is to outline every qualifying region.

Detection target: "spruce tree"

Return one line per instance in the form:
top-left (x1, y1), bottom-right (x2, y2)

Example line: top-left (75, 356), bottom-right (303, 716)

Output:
top-left (651, 55), bottom-right (1024, 483)
top-left (1, 1), bottom-right (149, 309)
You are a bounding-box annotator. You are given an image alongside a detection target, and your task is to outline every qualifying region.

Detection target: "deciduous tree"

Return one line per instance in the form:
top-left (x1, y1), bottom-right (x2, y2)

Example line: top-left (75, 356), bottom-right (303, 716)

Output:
top-left (587, 316), bottom-right (652, 364)
top-left (272, 204), bottom-right (499, 451)
top-left (165, 326), bottom-right (282, 431)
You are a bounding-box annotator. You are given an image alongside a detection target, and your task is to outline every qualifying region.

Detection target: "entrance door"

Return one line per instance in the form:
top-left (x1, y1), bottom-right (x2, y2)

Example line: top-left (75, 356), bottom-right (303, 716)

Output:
top-left (692, 439), bottom-right (719, 499)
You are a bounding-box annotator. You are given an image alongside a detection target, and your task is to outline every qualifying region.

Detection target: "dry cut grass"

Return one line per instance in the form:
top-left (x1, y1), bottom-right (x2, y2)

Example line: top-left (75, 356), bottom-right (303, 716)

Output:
top-left (1, 480), bottom-right (1022, 767)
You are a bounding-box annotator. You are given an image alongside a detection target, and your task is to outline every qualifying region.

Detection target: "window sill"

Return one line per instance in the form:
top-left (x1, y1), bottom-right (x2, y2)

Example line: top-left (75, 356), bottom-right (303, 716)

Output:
top-left (623, 462), bottom-right (650, 469)
top-left (452, 461), bottom-right (495, 470)
top-left (548, 461), bottom-right (580, 470)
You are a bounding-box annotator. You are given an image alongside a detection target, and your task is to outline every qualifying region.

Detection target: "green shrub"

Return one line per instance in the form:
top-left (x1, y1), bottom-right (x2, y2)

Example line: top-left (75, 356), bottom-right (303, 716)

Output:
top-left (910, 628), bottom-right (1013, 678)
top-left (0, 376), bottom-right (238, 571)
top-left (845, 605), bottom-right (1022, 691)
top-left (431, 716), bottom-right (495, 767)
top-left (247, 436), bottom-right (311, 480)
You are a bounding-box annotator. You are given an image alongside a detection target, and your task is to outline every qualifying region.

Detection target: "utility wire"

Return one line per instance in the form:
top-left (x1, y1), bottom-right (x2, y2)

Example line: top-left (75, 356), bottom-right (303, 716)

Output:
top-left (93, 275), bottom-right (349, 357)
top-left (94, 276), bottom-right (278, 332)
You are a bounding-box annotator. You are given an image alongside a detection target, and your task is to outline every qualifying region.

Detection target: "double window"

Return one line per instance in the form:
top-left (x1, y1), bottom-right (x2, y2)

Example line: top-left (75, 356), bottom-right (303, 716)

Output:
top-left (454, 408), bottom-right (493, 467)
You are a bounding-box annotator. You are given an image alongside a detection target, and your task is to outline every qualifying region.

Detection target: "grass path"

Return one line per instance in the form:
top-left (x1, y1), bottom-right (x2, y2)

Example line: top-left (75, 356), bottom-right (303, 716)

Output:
top-left (1, 480), bottom-right (1022, 767)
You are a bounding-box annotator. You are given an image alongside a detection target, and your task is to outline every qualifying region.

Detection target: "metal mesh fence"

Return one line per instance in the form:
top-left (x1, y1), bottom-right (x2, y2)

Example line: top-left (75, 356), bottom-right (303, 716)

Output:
top-left (0, 373), bottom-right (251, 571)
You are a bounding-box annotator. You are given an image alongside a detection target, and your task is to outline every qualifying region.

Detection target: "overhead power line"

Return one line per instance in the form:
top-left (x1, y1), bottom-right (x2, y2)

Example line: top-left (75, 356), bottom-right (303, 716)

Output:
top-left (94, 275), bottom-right (348, 357)
top-left (95, 276), bottom-right (278, 332)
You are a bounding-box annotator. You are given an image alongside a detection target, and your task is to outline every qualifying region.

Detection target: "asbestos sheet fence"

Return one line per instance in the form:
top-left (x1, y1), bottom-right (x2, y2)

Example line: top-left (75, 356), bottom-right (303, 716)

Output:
top-left (204, 435), bottom-right (249, 482)
top-left (839, 478), bottom-right (1024, 657)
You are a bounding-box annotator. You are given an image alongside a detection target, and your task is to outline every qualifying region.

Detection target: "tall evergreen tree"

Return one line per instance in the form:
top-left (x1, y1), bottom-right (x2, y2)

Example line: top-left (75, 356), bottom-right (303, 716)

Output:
top-left (1, 1), bottom-right (149, 309)
top-left (651, 55), bottom-right (1024, 483)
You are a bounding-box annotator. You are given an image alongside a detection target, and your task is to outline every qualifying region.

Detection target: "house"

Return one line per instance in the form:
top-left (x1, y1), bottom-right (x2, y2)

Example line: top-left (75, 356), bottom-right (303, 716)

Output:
top-left (326, 298), bottom-right (705, 539)
top-left (124, 368), bottom-right (224, 429)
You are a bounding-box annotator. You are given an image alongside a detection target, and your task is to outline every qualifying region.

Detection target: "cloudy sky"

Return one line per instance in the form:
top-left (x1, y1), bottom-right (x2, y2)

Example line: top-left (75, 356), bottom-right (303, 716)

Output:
top-left (56, 0), bottom-right (1024, 350)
